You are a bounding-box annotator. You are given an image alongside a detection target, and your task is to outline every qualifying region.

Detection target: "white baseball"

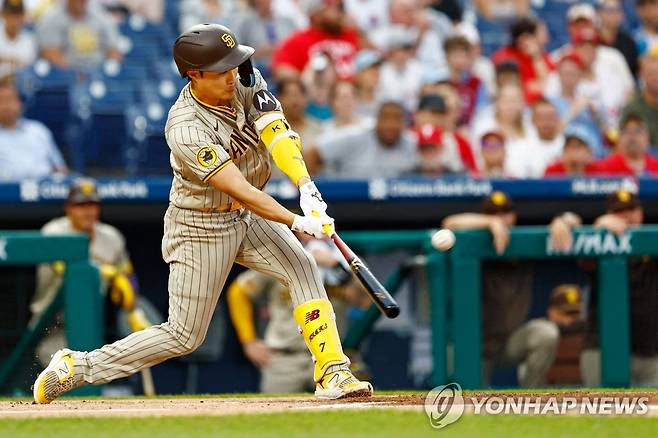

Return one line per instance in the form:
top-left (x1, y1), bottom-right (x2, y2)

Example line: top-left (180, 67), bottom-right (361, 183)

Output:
top-left (431, 229), bottom-right (455, 251)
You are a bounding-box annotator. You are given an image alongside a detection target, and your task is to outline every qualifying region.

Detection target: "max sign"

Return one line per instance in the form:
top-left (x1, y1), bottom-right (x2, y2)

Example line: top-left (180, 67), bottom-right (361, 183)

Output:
top-left (547, 233), bottom-right (632, 256)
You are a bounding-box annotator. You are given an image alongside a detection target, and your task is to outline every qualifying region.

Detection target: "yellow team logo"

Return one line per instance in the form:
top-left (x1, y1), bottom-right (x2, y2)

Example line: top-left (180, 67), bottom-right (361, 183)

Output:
top-left (565, 287), bottom-right (579, 304)
top-left (617, 190), bottom-right (631, 202)
top-left (80, 181), bottom-right (96, 195)
top-left (491, 191), bottom-right (507, 206)
top-left (197, 147), bottom-right (218, 167)
top-left (221, 33), bottom-right (236, 48)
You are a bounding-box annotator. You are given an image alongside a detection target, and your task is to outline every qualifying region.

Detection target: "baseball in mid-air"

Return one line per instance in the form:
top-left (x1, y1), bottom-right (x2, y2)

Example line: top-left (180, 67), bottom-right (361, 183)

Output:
top-left (431, 229), bottom-right (456, 251)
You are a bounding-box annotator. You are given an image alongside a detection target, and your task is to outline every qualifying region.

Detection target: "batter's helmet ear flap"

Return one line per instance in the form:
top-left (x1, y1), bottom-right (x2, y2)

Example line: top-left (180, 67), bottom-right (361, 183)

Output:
top-left (238, 59), bottom-right (256, 87)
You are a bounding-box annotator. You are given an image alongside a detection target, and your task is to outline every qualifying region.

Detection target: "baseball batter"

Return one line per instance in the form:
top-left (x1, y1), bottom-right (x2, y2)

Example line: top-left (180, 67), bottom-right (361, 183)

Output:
top-left (33, 24), bottom-right (373, 403)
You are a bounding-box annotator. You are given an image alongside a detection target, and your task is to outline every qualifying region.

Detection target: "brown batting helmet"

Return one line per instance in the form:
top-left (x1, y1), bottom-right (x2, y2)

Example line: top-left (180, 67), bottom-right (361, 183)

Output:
top-left (173, 24), bottom-right (256, 86)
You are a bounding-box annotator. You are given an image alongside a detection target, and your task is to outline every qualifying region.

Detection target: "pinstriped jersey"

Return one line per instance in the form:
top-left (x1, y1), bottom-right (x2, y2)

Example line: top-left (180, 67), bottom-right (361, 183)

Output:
top-left (164, 69), bottom-right (283, 210)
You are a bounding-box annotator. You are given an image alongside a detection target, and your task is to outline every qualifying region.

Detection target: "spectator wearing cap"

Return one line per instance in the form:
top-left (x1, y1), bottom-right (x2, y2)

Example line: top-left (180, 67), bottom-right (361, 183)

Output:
top-left (31, 178), bottom-right (142, 368)
top-left (557, 191), bottom-right (658, 386)
top-left (232, 0), bottom-right (298, 75)
top-left (271, 0), bottom-right (360, 81)
top-left (442, 192), bottom-right (561, 387)
top-left (492, 17), bottom-right (554, 102)
top-left (353, 50), bottom-right (383, 119)
top-left (36, 0), bottom-right (122, 70)
top-left (415, 94), bottom-right (447, 128)
top-left (471, 82), bottom-right (533, 168)
top-left (0, 77), bottom-right (66, 181)
top-left (544, 52), bottom-right (607, 158)
top-left (377, 26), bottom-right (425, 113)
top-left (634, 0), bottom-right (658, 54)
top-left (597, 0), bottom-right (639, 77)
top-left (0, 0), bottom-right (37, 77)
top-left (479, 131), bottom-right (507, 178)
top-left (414, 122), bottom-right (477, 176)
top-left (321, 80), bottom-right (373, 134)
top-left (551, 3), bottom-right (633, 125)
top-left (305, 101), bottom-right (419, 178)
top-left (443, 35), bottom-right (489, 126)
top-left (593, 114), bottom-right (658, 176)
top-left (544, 124), bottom-right (599, 177)
top-left (620, 48), bottom-right (658, 148)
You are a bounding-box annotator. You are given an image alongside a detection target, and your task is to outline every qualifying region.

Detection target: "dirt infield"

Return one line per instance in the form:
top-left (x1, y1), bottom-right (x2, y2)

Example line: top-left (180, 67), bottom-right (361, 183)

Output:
top-left (1, 392), bottom-right (656, 418)
top-left (0, 395), bottom-right (423, 418)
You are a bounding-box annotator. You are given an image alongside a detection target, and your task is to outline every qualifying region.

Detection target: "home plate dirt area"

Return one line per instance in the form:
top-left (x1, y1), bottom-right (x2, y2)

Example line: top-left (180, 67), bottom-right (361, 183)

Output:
top-left (0, 391), bottom-right (656, 418)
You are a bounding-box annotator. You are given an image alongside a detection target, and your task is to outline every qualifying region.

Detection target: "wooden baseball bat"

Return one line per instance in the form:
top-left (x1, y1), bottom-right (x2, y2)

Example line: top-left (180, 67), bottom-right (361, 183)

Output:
top-left (329, 232), bottom-right (400, 319)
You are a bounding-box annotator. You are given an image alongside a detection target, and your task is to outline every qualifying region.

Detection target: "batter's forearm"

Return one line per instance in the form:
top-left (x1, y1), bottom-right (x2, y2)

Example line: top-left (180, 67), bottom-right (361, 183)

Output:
top-left (208, 163), bottom-right (295, 226)
top-left (237, 186), bottom-right (296, 226)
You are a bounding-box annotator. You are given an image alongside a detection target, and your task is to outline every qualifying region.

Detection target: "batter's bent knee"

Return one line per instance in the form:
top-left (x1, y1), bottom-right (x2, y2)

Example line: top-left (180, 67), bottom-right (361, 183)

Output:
top-left (163, 322), bottom-right (206, 356)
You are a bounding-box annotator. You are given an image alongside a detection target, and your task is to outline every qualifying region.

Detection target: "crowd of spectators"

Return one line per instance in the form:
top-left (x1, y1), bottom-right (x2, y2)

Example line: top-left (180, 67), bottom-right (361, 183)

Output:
top-left (2, 0), bottom-right (658, 181)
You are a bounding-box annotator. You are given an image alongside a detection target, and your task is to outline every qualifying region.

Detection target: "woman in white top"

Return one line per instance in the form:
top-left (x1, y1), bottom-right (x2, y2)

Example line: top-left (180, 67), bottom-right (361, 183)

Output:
top-left (471, 82), bottom-right (533, 171)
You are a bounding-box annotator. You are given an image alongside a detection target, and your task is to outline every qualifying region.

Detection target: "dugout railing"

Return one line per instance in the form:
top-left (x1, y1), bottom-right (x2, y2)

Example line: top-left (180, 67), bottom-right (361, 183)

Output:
top-left (0, 232), bottom-right (101, 395)
top-left (0, 227), bottom-right (649, 393)
top-left (342, 226), bottom-right (657, 389)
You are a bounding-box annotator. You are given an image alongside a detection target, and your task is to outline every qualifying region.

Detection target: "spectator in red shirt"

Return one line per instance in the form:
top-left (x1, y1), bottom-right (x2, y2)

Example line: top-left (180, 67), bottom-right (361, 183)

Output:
top-left (544, 124), bottom-right (599, 177)
top-left (271, 0), bottom-right (359, 81)
top-left (444, 34), bottom-right (488, 126)
top-left (492, 17), bottom-right (553, 102)
top-left (594, 114), bottom-right (658, 176)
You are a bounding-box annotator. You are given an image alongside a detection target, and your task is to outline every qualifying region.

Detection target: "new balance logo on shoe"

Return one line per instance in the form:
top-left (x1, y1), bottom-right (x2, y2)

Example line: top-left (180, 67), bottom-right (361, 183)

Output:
top-left (56, 361), bottom-right (70, 380)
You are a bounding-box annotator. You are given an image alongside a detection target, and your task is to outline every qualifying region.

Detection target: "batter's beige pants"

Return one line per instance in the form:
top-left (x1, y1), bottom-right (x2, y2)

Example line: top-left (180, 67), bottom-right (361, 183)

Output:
top-left (72, 207), bottom-right (327, 385)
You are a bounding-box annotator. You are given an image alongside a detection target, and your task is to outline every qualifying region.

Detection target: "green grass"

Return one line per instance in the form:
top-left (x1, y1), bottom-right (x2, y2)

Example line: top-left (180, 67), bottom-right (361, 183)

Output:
top-left (0, 410), bottom-right (656, 438)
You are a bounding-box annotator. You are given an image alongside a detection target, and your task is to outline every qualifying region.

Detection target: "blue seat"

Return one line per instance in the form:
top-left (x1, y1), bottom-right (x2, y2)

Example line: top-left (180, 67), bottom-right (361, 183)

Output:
top-left (69, 81), bottom-right (136, 172)
top-left (92, 62), bottom-right (149, 88)
top-left (121, 38), bottom-right (161, 66)
top-left (126, 104), bottom-right (171, 175)
top-left (15, 62), bottom-right (77, 163)
top-left (119, 15), bottom-right (175, 59)
top-left (476, 16), bottom-right (511, 56)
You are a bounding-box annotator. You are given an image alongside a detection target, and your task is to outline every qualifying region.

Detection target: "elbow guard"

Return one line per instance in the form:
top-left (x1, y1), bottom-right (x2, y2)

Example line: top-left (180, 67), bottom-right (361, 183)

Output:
top-left (260, 119), bottom-right (309, 185)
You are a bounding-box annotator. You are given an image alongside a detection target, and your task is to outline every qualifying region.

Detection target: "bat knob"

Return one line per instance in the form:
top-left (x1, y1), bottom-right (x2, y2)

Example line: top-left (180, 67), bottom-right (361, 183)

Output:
top-left (385, 306), bottom-right (400, 319)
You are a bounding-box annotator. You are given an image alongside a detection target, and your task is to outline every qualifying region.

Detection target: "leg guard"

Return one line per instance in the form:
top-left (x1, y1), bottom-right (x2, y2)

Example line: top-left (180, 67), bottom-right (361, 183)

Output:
top-left (293, 299), bottom-right (347, 382)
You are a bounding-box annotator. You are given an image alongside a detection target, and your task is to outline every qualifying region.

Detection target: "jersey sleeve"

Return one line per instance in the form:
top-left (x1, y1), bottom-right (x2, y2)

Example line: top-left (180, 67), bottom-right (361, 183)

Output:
top-left (240, 69), bottom-right (286, 134)
top-left (166, 123), bottom-right (232, 183)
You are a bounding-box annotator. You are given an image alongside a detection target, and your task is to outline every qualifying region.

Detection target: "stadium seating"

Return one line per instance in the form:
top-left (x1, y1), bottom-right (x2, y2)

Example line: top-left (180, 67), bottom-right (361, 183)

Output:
top-left (7, 1), bottom-right (650, 177)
